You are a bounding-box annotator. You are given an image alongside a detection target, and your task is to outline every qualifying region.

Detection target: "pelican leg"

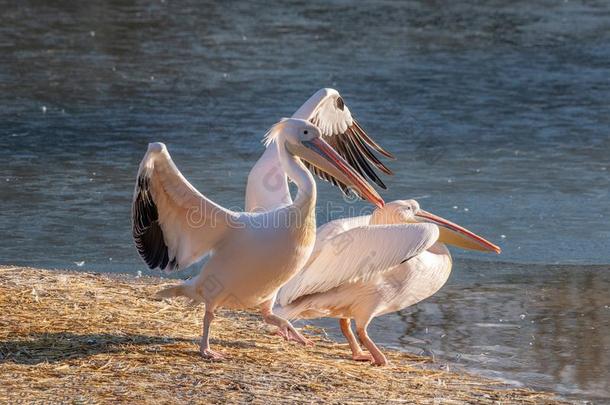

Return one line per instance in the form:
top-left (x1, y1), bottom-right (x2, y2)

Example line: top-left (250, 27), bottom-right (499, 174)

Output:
top-left (339, 318), bottom-right (373, 362)
top-left (200, 310), bottom-right (224, 360)
top-left (356, 321), bottom-right (387, 366)
top-left (260, 299), bottom-right (313, 346)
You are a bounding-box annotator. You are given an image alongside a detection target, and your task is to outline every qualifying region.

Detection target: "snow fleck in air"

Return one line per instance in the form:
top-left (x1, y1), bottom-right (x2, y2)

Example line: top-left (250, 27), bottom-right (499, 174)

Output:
top-left (463, 208), bottom-right (469, 212)
top-left (109, 257), bottom-right (113, 261)
top-left (137, 270), bottom-right (142, 278)
top-left (90, 31), bottom-right (95, 37)
top-left (74, 261), bottom-right (85, 267)
top-left (447, 179), bottom-right (453, 183)
top-left (453, 205), bottom-right (458, 209)
top-left (41, 106), bottom-right (47, 113)
top-left (520, 314), bottom-right (526, 320)
top-left (501, 234), bottom-right (506, 239)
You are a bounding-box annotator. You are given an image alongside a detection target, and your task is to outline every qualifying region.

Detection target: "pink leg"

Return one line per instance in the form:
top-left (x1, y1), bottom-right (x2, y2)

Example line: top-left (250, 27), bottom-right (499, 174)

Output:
top-left (260, 299), bottom-right (313, 346)
top-left (356, 321), bottom-right (387, 366)
top-left (200, 310), bottom-right (224, 360)
top-left (339, 318), bottom-right (373, 362)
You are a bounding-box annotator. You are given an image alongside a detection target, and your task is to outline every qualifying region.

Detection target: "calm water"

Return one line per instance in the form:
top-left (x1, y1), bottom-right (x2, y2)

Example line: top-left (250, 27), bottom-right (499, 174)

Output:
top-left (1, 1), bottom-right (609, 401)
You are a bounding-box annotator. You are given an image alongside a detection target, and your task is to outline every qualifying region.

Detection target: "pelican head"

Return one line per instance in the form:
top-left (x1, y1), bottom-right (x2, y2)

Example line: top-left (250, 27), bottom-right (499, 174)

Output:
top-left (373, 199), bottom-right (501, 253)
top-left (266, 118), bottom-right (384, 208)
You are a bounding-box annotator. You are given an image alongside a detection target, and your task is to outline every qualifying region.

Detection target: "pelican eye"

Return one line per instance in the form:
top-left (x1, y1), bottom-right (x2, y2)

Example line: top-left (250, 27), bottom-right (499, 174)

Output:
top-left (303, 130), bottom-right (308, 135)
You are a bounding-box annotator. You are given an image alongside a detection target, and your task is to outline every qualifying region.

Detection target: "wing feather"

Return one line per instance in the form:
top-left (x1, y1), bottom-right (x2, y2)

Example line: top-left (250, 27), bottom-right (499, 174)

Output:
top-left (132, 143), bottom-right (236, 271)
top-left (304, 89), bottom-right (394, 189)
top-left (304, 215), bottom-right (372, 266)
top-left (245, 88), bottom-right (394, 212)
top-left (314, 215), bottom-right (372, 246)
top-left (277, 223), bottom-right (440, 306)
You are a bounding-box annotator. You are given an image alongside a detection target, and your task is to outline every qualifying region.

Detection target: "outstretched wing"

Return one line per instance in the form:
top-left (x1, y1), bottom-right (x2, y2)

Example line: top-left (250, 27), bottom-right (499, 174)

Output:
top-left (307, 215), bottom-right (372, 264)
top-left (294, 88), bottom-right (394, 193)
top-left (245, 88), bottom-right (394, 212)
top-left (132, 143), bottom-right (237, 271)
top-left (277, 223), bottom-right (439, 306)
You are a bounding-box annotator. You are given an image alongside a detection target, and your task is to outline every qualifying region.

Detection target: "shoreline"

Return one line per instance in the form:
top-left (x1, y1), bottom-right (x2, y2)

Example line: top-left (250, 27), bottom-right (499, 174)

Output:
top-left (0, 265), bottom-right (564, 403)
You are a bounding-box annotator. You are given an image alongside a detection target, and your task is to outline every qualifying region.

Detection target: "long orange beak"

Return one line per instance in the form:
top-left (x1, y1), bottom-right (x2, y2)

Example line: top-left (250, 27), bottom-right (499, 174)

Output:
top-left (415, 209), bottom-right (501, 254)
top-left (303, 138), bottom-right (385, 208)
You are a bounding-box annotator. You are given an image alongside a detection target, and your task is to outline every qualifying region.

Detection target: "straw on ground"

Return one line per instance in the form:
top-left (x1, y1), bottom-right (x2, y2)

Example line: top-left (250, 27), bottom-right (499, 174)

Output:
top-left (0, 266), bottom-right (563, 404)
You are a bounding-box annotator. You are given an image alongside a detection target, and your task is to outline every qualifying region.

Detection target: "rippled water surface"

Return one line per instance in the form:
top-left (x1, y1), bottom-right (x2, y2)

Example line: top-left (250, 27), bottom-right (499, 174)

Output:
top-left (1, 1), bottom-right (609, 401)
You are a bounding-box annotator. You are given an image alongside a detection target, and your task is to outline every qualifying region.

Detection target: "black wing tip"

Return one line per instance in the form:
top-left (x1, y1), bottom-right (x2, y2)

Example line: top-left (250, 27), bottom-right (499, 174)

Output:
top-left (308, 112), bottom-right (395, 196)
top-left (352, 119), bottom-right (396, 160)
top-left (338, 133), bottom-right (388, 190)
top-left (132, 174), bottom-right (178, 272)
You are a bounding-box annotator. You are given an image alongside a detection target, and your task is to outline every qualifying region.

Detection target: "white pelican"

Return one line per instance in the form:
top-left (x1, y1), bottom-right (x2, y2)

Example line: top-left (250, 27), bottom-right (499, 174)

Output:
top-left (132, 118), bottom-right (383, 359)
top-left (275, 200), bottom-right (501, 366)
top-left (245, 88), bottom-right (394, 212)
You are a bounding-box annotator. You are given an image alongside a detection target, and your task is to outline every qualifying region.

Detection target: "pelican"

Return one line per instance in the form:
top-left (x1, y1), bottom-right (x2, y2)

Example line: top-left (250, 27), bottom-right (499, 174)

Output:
top-left (132, 118), bottom-right (383, 359)
top-left (275, 200), bottom-right (501, 366)
top-left (245, 88), bottom-right (394, 212)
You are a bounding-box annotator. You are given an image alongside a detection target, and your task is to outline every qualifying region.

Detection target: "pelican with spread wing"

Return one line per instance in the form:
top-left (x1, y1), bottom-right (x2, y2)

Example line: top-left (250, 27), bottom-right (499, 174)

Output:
top-left (245, 88), bottom-right (394, 212)
top-left (132, 118), bottom-right (383, 359)
top-left (275, 200), bottom-right (501, 366)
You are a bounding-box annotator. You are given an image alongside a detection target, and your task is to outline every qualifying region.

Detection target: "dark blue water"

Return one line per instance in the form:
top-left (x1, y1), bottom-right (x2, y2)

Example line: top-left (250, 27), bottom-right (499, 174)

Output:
top-left (1, 1), bottom-right (608, 401)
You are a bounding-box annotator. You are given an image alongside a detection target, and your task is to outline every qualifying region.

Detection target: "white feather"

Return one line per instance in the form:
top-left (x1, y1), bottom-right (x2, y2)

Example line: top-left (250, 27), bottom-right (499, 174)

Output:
top-left (245, 88), bottom-right (356, 212)
top-left (133, 142), bottom-right (237, 269)
top-left (277, 222), bottom-right (439, 306)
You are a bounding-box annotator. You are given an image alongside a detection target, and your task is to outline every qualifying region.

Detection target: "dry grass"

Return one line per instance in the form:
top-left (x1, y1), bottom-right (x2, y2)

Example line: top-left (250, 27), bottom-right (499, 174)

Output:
top-left (0, 265), bottom-right (564, 404)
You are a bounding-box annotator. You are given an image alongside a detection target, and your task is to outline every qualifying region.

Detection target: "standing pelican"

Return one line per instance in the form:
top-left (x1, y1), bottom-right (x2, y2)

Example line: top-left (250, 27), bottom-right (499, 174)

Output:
top-left (275, 200), bottom-right (501, 366)
top-left (132, 118), bottom-right (383, 359)
top-left (245, 88), bottom-right (394, 212)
